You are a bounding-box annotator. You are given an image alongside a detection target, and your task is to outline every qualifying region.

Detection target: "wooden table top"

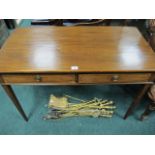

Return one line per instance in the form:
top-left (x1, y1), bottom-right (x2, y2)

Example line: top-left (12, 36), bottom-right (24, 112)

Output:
top-left (0, 26), bottom-right (155, 73)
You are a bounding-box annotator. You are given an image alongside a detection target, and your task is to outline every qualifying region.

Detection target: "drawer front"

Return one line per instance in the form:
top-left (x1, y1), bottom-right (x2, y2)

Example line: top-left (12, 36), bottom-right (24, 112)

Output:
top-left (78, 73), bottom-right (151, 84)
top-left (2, 74), bottom-right (75, 84)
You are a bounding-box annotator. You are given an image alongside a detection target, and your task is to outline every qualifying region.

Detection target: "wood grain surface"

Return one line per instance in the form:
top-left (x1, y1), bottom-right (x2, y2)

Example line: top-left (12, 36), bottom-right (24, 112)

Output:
top-left (0, 26), bottom-right (155, 73)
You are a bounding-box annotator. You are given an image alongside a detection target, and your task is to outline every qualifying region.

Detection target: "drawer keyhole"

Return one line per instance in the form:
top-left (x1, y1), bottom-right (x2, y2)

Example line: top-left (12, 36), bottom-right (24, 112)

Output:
top-left (35, 75), bottom-right (42, 82)
top-left (112, 75), bottom-right (119, 82)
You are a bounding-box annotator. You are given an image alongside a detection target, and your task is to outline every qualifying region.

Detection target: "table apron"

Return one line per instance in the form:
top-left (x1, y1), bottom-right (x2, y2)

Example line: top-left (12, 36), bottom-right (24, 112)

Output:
top-left (0, 73), bottom-right (154, 85)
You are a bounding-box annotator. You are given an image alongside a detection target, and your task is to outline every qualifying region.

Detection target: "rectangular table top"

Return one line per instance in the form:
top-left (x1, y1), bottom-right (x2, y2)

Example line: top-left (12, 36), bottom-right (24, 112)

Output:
top-left (0, 26), bottom-right (155, 73)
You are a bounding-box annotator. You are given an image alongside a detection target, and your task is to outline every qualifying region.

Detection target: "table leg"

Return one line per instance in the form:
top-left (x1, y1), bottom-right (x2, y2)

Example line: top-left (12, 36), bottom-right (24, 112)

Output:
top-left (1, 85), bottom-right (28, 121)
top-left (124, 84), bottom-right (151, 119)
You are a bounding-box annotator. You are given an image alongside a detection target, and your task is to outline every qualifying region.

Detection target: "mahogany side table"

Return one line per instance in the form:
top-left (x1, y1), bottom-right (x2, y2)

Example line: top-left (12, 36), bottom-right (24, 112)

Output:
top-left (0, 26), bottom-right (155, 121)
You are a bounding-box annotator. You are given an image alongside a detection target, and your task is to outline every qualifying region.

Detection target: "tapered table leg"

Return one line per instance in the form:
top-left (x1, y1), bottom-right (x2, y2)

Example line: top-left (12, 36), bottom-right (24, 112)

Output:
top-left (2, 85), bottom-right (28, 121)
top-left (124, 84), bottom-right (151, 119)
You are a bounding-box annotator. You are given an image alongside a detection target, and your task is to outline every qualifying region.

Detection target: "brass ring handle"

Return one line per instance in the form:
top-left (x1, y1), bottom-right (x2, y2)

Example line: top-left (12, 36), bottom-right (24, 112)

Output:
top-left (35, 75), bottom-right (42, 82)
top-left (111, 75), bottom-right (119, 82)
